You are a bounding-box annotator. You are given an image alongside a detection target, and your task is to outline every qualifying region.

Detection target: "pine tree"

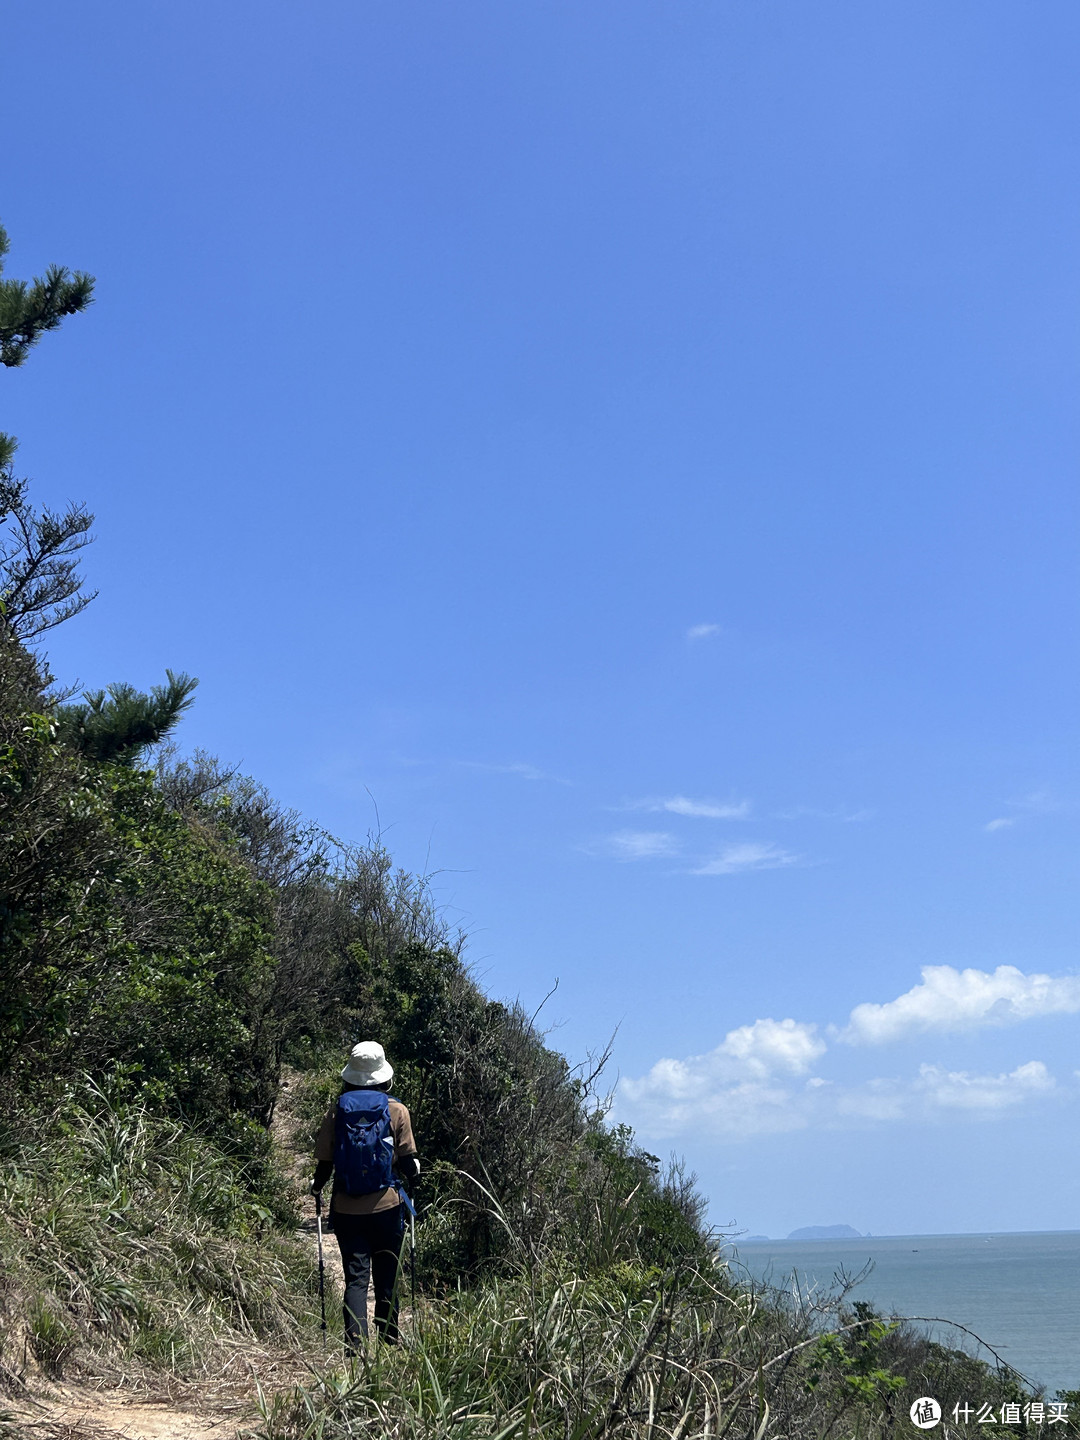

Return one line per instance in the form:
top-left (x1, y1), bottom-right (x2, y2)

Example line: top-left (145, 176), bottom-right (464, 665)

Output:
top-left (0, 222), bottom-right (197, 762)
top-left (0, 220), bottom-right (97, 636)
top-left (56, 671), bottom-right (200, 765)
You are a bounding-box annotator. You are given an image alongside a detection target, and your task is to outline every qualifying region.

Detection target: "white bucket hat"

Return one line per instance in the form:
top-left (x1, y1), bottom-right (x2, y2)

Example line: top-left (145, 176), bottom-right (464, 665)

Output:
top-left (341, 1040), bottom-right (394, 1087)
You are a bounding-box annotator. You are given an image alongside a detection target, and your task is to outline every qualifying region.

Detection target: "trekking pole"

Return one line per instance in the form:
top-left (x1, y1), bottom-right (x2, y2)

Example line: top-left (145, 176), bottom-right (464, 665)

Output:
top-left (314, 1188), bottom-right (327, 1344)
top-left (401, 1187), bottom-right (417, 1318)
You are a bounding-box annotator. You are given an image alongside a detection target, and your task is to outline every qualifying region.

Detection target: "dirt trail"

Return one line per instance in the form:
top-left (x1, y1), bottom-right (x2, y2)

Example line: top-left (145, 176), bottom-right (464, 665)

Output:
top-left (273, 1069), bottom-right (345, 1297)
top-left (8, 1385), bottom-right (246, 1439)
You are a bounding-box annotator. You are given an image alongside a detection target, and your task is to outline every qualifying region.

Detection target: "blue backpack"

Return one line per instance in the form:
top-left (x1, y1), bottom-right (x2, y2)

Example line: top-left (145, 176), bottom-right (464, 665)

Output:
top-left (334, 1089), bottom-right (396, 1195)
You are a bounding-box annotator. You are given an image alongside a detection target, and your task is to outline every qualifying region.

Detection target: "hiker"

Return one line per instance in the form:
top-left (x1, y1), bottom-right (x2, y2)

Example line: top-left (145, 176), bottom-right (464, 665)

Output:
top-left (310, 1041), bottom-right (420, 1349)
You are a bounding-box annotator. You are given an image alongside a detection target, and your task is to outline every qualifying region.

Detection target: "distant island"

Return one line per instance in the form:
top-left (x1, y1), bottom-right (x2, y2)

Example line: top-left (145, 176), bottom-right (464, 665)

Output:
top-left (737, 1224), bottom-right (867, 1243)
top-left (787, 1224), bottom-right (865, 1240)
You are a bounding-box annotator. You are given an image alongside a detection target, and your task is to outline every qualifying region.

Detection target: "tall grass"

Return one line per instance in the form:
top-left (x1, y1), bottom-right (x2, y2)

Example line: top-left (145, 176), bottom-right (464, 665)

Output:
top-left (251, 1188), bottom-right (1046, 1440)
top-left (0, 1080), bottom-right (321, 1391)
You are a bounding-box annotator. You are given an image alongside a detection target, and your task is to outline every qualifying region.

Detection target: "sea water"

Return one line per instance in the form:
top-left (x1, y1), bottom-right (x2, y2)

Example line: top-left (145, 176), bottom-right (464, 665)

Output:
top-left (726, 1231), bottom-right (1080, 1395)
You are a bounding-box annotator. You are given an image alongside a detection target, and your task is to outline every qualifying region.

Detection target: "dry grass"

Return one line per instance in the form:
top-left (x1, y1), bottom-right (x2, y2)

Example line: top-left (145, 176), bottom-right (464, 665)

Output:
top-left (0, 1083), bottom-right (323, 1395)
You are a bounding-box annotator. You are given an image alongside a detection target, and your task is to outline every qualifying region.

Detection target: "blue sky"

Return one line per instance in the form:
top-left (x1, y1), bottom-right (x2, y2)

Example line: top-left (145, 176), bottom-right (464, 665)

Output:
top-left (5, 1), bottom-right (1080, 1237)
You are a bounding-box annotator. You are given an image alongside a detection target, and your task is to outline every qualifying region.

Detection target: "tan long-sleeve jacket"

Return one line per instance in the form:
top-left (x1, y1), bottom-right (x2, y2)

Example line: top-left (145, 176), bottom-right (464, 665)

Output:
top-left (315, 1097), bottom-right (418, 1215)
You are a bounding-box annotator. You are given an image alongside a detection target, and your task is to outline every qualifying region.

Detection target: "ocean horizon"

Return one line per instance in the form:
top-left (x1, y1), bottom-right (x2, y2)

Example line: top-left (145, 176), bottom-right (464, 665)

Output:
top-left (738, 1228), bottom-right (1080, 1242)
top-left (726, 1229), bottom-right (1080, 1396)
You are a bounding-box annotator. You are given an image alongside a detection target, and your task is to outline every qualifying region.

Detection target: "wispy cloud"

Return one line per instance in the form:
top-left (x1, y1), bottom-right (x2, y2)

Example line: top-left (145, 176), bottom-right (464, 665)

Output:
top-left (916, 1060), bottom-right (1053, 1110)
top-left (774, 806), bottom-right (873, 823)
top-left (633, 795), bottom-right (751, 820)
top-left (1014, 788), bottom-right (1062, 815)
top-left (456, 760), bottom-right (570, 785)
top-left (686, 623), bottom-right (722, 641)
top-left (827, 1062), bottom-right (1057, 1125)
top-left (595, 830), bottom-right (680, 862)
top-left (839, 965), bottom-right (1080, 1045)
top-left (692, 842), bottom-right (800, 875)
top-left (983, 788), bottom-right (1063, 832)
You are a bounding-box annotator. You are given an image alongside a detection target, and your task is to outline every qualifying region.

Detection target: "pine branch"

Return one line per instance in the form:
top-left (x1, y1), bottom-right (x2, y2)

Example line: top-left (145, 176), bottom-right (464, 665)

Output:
top-left (0, 222), bottom-right (95, 368)
top-left (56, 671), bottom-right (199, 765)
top-left (0, 467), bottom-right (96, 641)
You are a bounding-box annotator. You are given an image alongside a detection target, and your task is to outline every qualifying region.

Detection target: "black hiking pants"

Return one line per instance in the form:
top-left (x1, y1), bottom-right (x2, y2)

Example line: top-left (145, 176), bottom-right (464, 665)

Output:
top-left (332, 1204), bottom-right (406, 1348)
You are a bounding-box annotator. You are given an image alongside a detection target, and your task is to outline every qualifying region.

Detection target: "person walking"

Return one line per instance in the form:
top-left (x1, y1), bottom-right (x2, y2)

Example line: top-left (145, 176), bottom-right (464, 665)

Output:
top-left (310, 1041), bottom-right (420, 1350)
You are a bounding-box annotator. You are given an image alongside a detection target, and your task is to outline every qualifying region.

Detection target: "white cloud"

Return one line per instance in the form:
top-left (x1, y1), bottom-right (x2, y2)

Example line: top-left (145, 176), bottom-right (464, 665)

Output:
top-left (617, 965), bottom-right (1075, 1140)
top-left (915, 1060), bottom-right (1053, 1110)
top-left (618, 1019), bottom-right (826, 1138)
top-left (618, 1053), bottom-right (1057, 1140)
top-left (598, 830), bottom-right (680, 862)
top-left (636, 795), bottom-right (751, 820)
top-left (693, 842), bottom-right (800, 875)
top-left (620, 1018), bottom-right (823, 1095)
top-left (826, 1062), bottom-right (1054, 1124)
top-left (718, 1018), bottom-right (827, 1077)
top-left (984, 818), bottom-right (1014, 833)
top-left (841, 965), bottom-right (1080, 1045)
top-left (686, 623), bottom-right (722, 641)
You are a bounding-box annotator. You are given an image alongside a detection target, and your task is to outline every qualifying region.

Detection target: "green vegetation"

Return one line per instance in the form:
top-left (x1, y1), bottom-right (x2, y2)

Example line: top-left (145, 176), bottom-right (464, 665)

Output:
top-left (0, 218), bottom-right (1067, 1436)
top-left (254, 1268), bottom-right (1039, 1440)
top-left (0, 1082), bottom-right (318, 1387)
top-left (0, 221), bottom-right (93, 372)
